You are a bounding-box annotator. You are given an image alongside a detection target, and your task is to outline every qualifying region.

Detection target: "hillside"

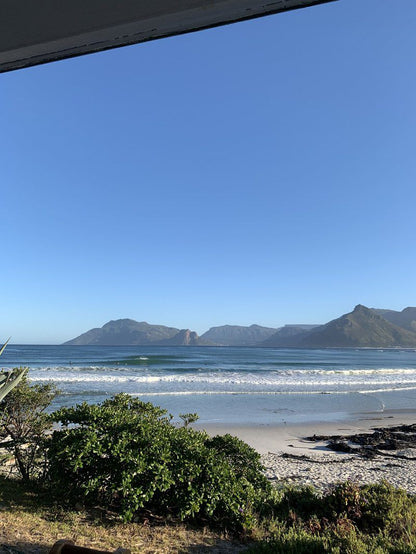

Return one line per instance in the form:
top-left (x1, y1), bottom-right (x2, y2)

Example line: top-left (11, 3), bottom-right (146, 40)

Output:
top-left (200, 324), bottom-right (277, 346)
top-left (64, 306), bottom-right (416, 348)
top-left (262, 324), bottom-right (320, 347)
top-left (157, 329), bottom-right (215, 346)
top-left (294, 305), bottom-right (416, 348)
top-left (64, 319), bottom-right (182, 346)
top-left (374, 307), bottom-right (416, 333)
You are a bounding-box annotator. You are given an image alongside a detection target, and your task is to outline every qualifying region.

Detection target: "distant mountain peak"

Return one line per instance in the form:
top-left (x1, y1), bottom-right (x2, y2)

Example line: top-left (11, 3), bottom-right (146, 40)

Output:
top-left (64, 305), bottom-right (416, 348)
top-left (64, 320), bottom-right (213, 346)
top-left (64, 319), bottom-right (180, 346)
top-left (352, 304), bottom-right (373, 314)
top-left (298, 306), bottom-right (416, 348)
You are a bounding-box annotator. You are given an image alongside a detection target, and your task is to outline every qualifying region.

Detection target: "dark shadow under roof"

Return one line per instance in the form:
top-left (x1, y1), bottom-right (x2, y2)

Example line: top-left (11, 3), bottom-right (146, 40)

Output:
top-left (0, 0), bottom-right (336, 73)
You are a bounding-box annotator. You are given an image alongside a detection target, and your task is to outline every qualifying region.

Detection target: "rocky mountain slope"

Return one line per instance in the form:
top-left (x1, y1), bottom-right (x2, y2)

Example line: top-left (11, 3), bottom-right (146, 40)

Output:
top-left (262, 324), bottom-right (320, 347)
top-left (65, 319), bottom-right (183, 346)
top-left (374, 307), bottom-right (416, 333)
top-left (64, 306), bottom-right (416, 348)
top-left (200, 324), bottom-right (277, 346)
top-left (263, 305), bottom-right (416, 348)
top-left (157, 329), bottom-right (214, 346)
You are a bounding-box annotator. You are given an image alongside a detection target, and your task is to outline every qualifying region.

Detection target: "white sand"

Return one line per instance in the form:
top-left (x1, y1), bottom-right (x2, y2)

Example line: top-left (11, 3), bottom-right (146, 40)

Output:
top-left (197, 410), bottom-right (416, 493)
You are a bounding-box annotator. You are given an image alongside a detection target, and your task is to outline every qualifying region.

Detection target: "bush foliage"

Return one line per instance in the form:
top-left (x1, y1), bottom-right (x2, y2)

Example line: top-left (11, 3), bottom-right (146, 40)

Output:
top-left (48, 394), bottom-right (271, 527)
top-left (0, 373), bottom-right (58, 481)
top-left (0, 340), bottom-right (27, 403)
top-left (247, 480), bottom-right (416, 553)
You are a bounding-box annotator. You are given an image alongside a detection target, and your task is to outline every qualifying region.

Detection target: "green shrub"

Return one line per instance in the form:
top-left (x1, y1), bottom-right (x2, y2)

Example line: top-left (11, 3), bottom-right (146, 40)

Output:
top-left (245, 523), bottom-right (329, 553)
top-left (326, 481), bottom-right (363, 522)
top-left (0, 374), bottom-right (58, 481)
top-left (47, 394), bottom-right (270, 529)
top-left (250, 481), bottom-right (416, 553)
top-left (0, 339), bottom-right (27, 403)
top-left (179, 412), bottom-right (199, 427)
top-left (359, 482), bottom-right (416, 530)
top-left (324, 481), bottom-right (416, 547)
top-left (276, 485), bottom-right (324, 522)
top-left (206, 433), bottom-right (270, 490)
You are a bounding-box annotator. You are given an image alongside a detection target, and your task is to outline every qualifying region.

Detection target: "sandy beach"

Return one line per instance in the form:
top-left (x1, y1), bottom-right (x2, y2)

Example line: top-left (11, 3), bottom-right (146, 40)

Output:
top-left (198, 410), bottom-right (416, 494)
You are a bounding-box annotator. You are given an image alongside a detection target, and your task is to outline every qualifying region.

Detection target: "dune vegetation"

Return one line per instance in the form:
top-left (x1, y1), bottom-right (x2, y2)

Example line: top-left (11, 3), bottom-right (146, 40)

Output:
top-left (1, 375), bottom-right (416, 553)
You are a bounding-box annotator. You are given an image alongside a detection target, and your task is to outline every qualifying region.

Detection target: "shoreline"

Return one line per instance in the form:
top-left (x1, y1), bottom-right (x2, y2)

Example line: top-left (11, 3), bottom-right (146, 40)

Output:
top-left (197, 410), bottom-right (416, 494)
top-left (197, 409), bottom-right (416, 454)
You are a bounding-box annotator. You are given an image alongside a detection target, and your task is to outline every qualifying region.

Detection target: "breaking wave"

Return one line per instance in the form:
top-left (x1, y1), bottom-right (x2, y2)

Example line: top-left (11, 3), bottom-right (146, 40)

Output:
top-left (29, 365), bottom-right (416, 395)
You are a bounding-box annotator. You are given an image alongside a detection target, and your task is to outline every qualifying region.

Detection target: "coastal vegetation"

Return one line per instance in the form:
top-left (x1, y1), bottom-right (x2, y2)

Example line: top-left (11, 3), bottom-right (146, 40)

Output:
top-left (48, 394), bottom-right (272, 529)
top-left (1, 377), bottom-right (416, 552)
top-left (0, 374), bottom-right (57, 481)
top-left (0, 338), bottom-right (27, 402)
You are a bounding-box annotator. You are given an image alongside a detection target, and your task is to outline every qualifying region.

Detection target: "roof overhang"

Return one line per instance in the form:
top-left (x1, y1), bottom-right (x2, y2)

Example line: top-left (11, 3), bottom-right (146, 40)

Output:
top-left (0, 0), bottom-right (336, 74)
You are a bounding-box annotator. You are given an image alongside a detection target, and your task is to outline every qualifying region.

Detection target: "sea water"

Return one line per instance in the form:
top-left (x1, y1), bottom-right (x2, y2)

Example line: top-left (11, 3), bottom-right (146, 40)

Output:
top-left (1, 345), bottom-right (416, 425)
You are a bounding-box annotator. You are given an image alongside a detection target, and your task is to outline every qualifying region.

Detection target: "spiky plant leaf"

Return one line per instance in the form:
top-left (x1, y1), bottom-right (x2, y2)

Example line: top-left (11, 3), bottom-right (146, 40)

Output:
top-left (0, 368), bottom-right (28, 403)
top-left (0, 339), bottom-right (28, 402)
top-left (0, 338), bottom-right (10, 357)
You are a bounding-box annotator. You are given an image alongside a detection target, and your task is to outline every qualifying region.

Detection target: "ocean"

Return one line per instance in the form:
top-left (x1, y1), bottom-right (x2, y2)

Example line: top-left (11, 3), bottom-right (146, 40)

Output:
top-left (1, 345), bottom-right (416, 425)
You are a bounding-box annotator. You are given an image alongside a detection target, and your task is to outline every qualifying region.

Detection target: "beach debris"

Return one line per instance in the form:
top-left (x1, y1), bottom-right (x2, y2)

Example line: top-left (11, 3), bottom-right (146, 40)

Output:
top-left (305, 424), bottom-right (416, 459)
top-left (280, 451), bottom-right (349, 464)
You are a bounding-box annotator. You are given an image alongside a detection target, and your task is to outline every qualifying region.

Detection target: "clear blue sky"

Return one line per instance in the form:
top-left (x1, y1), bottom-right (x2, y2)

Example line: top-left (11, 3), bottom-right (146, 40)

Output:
top-left (1, 0), bottom-right (415, 344)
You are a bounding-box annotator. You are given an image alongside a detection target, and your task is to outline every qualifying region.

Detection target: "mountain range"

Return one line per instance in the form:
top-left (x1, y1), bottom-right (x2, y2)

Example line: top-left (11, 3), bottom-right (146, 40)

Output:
top-left (63, 305), bottom-right (416, 348)
top-left (373, 307), bottom-right (416, 333)
top-left (200, 324), bottom-right (277, 346)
